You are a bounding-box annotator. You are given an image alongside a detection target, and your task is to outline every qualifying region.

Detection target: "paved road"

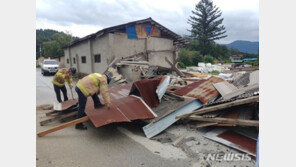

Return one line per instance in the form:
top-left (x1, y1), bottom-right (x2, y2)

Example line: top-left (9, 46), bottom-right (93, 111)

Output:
top-left (36, 69), bottom-right (192, 167)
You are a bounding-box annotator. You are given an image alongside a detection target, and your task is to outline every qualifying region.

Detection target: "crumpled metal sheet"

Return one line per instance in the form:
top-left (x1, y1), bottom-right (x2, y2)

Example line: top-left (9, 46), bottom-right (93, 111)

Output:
top-left (173, 76), bottom-right (224, 104)
top-left (129, 76), bottom-right (168, 108)
top-left (156, 76), bottom-right (170, 101)
top-left (84, 83), bottom-right (157, 128)
top-left (143, 99), bottom-right (202, 138)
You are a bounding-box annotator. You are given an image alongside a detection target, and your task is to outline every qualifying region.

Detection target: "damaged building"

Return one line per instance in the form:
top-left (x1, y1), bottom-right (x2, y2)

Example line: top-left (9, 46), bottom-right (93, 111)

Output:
top-left (63, 17), bottom-right (188, 78)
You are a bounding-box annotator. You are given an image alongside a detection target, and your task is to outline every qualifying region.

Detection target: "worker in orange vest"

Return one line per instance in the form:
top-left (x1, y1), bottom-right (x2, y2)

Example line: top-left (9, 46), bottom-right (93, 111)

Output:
top-left (52, 67), bottom-right (76, 103)
top-left (75, 73), bottom-right (111, 130)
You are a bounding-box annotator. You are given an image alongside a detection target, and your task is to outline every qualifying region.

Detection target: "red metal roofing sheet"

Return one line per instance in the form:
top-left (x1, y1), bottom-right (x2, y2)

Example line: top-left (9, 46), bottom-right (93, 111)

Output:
top-left (129, 76), bottom-right (164, 108)
top-left (84, 83), bottom-right (156, 128)
top-left (173, 77), bottom-right (224, 104)
top-left (217, 130), bottom-right (256, 155)
top-left (61, 99), bottom-right (78, 110)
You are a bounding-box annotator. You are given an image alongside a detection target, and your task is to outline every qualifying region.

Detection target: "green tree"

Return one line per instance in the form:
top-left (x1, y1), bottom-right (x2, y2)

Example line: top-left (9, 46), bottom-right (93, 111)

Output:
top-left (36, 29), bottom-right (78, 59)
top-left (178, 48), bottom-right (204, 67)
top-left (42, 32), bottom-right (74, 58)
top-left (188, 0), bottom-right (227, 56)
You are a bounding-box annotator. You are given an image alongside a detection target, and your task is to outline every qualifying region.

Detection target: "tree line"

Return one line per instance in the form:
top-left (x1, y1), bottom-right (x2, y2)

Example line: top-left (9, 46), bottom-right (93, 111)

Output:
top-left (36, 29), bottom-right (78, 59)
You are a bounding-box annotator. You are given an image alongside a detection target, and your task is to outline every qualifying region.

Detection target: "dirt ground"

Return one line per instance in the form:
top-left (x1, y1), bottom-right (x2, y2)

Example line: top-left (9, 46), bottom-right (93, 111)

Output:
top-left (36, 68), bottom-right (255, 167)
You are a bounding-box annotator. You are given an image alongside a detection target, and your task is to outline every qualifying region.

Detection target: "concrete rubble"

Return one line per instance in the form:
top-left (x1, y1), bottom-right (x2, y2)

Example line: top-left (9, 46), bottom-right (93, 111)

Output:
top-left (37, 57), bottom-right (259, 165)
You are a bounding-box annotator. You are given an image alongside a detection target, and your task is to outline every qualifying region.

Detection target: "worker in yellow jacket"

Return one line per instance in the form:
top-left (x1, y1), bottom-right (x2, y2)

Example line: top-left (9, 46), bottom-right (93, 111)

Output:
top-left (75, 73), bottom-right (111, 130)
top-left (52, 67), bottom-right (76, 103)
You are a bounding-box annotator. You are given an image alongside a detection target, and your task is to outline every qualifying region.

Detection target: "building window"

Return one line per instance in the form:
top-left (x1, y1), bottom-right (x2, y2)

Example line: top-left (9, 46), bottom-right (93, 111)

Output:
top-left (94, 54), bottom-right (101, 63)
top-left (81, 56), bottom-right (86, 63)
top-left (67, 58), bottom-right (69, 64)
top-left (73, 58), bottom-right (76, 64)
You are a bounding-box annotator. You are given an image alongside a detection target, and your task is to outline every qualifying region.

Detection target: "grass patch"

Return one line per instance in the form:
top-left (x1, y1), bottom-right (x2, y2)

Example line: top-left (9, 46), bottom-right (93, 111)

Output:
top-left (209, 70), bottom-right (220, 75)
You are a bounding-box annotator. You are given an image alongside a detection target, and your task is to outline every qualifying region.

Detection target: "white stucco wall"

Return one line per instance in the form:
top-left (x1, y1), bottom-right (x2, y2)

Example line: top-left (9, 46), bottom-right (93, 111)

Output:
top-left (92, 34), bottom-right (109, 73)
top-left (148, 52), bottom-right (173, 68)
top-left (147, 37), bottom-right (174, 51)
top-left (69, 40), bottom-right (91, 74)
top-left (112, 33), bottom-right (146, 59)
top-left (147, 37), bottom-right (174, 68)
top-left (54, 56), bottom-right (65, 68)
top-left (64, 49), bottom-right (70, 68)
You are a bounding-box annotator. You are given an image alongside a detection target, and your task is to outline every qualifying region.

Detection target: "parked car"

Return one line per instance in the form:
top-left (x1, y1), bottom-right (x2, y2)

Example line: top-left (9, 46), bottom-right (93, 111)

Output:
top-left (41, 59), bottom-right (59, 76)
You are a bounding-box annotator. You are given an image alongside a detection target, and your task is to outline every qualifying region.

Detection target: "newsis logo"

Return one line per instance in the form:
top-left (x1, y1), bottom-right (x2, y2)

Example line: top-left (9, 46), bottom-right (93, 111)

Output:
top-left (206, 153), bottom-right (252, 161)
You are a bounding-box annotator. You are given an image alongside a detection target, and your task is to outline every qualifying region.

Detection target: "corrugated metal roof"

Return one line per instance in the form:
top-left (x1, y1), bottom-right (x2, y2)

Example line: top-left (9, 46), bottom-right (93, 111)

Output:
top-left (84, 83), bottom-right (157, 128)
top-left (143, 99), bottom-right (202, 138)
top-left (213, 81), bottom-right (238, 97)
top-left (173, 77), bottom-right (224, 104)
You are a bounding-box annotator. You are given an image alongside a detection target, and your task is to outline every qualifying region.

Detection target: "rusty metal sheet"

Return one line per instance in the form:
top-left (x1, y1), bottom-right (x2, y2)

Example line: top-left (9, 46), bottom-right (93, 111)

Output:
top-left (204, 128), bottom-right (257, 156)
top-left (61, 99), bottom-right (78, 110)
top-left (173, 77), bottom-right (224, 104)
top-left (129, 76), bottom-right (164, 108)
top-left (84, 83), bottom-right (156, 128)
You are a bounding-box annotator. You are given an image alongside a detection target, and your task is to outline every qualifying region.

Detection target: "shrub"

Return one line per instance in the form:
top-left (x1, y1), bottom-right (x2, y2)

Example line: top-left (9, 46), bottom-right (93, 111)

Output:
top-left (205, 55), bottom-right (214, 64)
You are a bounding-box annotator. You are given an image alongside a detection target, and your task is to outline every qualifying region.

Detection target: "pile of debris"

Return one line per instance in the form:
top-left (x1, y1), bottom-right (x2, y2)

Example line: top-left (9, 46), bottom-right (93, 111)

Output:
top-left (37, 57), bottom-right (259, 158)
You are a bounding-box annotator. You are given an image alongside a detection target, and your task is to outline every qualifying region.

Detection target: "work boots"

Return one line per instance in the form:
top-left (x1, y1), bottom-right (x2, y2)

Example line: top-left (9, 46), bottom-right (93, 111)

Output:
top-left (94, 103), bottom-right (105, 109)
top-left (75, 123), bottom-right (87, 130)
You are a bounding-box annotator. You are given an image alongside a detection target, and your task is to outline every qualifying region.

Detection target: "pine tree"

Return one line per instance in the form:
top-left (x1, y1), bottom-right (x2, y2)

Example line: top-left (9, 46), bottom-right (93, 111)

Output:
top-left (188, 0), bottom-right (227, 56)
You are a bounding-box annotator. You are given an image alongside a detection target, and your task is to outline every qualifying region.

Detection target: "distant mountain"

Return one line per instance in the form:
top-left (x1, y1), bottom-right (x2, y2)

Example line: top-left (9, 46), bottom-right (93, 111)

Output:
top-left (224, 40), bottom-right (259, 54)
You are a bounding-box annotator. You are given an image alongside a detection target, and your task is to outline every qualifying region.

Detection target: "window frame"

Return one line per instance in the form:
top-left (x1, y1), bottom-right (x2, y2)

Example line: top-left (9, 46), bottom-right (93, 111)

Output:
top-left (81, 56), bottom-right (86, 63)
top-left (94, 54), bottom-right (101, 63)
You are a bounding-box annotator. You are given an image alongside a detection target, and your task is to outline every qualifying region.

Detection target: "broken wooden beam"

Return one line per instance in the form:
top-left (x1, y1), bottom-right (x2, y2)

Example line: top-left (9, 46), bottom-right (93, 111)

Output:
top-left (176, 96), bottom-right (259, 119)
top-left (196, 122), bottom-right (218, 128)
top-left (37, 116), bottom-right (89, 137)
top-left (165, 57), bottom-right (185, 77)
top-left (186, 115), bottom-right (259, 127)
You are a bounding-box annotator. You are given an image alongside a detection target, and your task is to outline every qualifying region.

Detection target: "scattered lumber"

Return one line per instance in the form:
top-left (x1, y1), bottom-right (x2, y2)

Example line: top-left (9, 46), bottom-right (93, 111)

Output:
top-left (165, 57), bottom-right (185, 77)
top-left (117, 61), bottom-right (150, 66)
top-left (45, 110), bottom-right (59, 116)
top-left (165, 91), bottom-right (184, 101)
top-left (176, 96), bottom-right (259, 119)
top-left (186, 115), bottom-right (259, 127)
top-left (37, 116), bottom-right (89, 137)
top-left (196, 122), bottom-right (218, 128)
top-left (40, 112), bottom-right (77, 126)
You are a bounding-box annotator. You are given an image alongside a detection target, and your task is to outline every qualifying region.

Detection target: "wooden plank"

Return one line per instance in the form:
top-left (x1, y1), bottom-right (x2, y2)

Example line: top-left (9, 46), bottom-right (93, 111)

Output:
top-left (176, 96), bottom-right (259, 119)
top-left (165, 57), bottom-right (185, 77)
top-left (172, 131), bottom-right (190, 147)
top-left (37, 116), bottom-right (89, 137)
top-left (187, 115), bottom-right (259, 127)
top-left (165, 91), bottom-right (185, 101)
top-left (45, 110), bottom-right (58, 116)
top-left (40, 112), bottom-right (77, 126)
top-left (196, 122), bottom-right (218, 128)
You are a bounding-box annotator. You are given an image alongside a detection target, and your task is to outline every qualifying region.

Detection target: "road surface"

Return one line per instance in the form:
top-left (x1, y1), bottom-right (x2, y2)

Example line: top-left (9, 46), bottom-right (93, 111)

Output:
top-left (36, 68), bottom-right (192, 167)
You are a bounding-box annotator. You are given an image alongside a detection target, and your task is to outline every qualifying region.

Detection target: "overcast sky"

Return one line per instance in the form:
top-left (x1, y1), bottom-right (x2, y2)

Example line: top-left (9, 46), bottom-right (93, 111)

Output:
top-left (36, 0), bottom-right (259, 44)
